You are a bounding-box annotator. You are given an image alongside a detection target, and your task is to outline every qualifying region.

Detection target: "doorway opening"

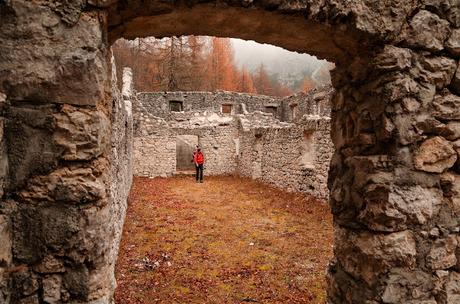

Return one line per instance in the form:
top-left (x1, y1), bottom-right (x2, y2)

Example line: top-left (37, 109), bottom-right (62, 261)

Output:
top-left (176, 135), bottom-right (199, 173)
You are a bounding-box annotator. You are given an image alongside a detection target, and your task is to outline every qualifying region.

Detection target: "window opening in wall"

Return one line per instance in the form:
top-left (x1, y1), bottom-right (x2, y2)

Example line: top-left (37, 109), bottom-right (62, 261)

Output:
top-left (170, 100), bottom-right (183, 112)
top-left (265, 106), bottom-right (278, 116)
top-left (290, 104), bottom-right (298, 120)
top-left (300, 130), bottom-right (315, 169)
top-left (221, 104), bottom-right (233, 114)
top-left (176, 135), bottom-right (198, 172)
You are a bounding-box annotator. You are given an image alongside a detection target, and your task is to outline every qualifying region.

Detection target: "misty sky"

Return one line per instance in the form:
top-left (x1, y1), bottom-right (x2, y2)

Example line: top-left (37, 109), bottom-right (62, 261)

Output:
top-left (231, 38), bottom-right (330, 78)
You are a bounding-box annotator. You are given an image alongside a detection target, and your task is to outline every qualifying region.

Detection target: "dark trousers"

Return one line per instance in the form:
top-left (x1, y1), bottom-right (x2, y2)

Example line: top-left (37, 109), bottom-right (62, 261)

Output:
top-left (195, 164), bottom-right (204, 181)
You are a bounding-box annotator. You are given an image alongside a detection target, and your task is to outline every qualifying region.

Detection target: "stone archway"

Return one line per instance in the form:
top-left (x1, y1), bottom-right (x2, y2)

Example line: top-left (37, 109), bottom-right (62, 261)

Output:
top-left (1, 1), bottom-right (460, 303)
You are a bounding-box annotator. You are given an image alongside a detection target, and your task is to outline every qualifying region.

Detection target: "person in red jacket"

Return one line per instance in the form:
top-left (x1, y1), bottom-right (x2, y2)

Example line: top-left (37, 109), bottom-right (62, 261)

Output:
top-left (193, 146), bottom-right (205, 183)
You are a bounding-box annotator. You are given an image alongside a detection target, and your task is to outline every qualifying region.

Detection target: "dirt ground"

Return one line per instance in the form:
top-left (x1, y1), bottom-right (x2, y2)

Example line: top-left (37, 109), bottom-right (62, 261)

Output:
top-left (115, 176), bottom-right (333, 304)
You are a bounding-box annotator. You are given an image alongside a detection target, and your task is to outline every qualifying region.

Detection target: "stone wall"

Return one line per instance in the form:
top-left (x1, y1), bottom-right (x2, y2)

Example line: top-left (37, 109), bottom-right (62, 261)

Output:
top-left (238, 116), bottom-right (332, 199)
top-left (0, 50), bottom-right (133, 302)
top-left (133, 100), bottom-right (241, 177)
top-left (2, 0), bottom-right (460, 303)
top-left (138, 91), bottom-right (284, 120)
top-left (0, 91), bottom-right (11, 303)
top-left (133, 90), bottom-right (332, 199)
top-left (106, 64), bottom-right (134, 300)
top-left (281, 86), bottom-right (333, 121)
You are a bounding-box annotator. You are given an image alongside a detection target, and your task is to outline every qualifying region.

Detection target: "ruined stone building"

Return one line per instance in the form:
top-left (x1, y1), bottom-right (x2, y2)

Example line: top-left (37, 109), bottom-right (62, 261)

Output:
top-left (1, 1), bottom-right (460, 303)
top-left (131, 72), bottom-right (333, 199)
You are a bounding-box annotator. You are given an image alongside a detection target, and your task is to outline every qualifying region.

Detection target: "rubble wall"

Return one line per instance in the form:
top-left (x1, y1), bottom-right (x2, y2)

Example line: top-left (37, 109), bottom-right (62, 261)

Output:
top-left (238, 117), bottom-right (332, 199)
top-left (281, 86), bottom-right (333, 121)
top-left (133, 102), bottom-right (240, 177)
top-left (2, 0), bottom-right (460, 303)
top-left (133, 91), bottom-right (333, 199)
top-left (138, 91), bottom-right (284, 120)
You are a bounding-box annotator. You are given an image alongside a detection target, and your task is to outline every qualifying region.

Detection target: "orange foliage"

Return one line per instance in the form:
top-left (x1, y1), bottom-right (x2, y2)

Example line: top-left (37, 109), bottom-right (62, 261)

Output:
top-left (236, 67), bottom-right (257, 94)
top-left (112, 36), bottom-right (314, 97)
top-left (253, 63), bottom-right (273, 96)
top-left (204, 37), bottom-right (237, 91)
top-left (115, 176), bottom-right (333, 304)
top-left (300, 76), bottom-right (316, 93)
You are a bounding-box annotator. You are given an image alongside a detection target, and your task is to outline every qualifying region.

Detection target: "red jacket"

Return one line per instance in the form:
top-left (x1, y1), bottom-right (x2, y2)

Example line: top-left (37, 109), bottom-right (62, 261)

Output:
top-left (193, 151), bottom-right (204, 165)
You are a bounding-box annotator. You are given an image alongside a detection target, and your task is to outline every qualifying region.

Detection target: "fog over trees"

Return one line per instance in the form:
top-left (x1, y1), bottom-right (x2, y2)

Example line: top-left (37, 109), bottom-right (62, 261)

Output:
top-left (113, 36), bottom-right (333, 97)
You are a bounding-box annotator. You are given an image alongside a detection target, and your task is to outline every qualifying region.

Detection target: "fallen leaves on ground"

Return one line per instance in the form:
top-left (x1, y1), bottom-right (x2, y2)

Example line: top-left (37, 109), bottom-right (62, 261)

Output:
top-left (115, 176), bottom-right (333, 304)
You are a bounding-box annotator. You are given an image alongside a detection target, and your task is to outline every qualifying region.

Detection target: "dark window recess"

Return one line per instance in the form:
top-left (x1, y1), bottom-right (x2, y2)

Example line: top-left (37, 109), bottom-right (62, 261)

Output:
top-left (265, 106), bottom-right (278, 115)
top-left (222, 104), bottom-right (233, 114)
top-left (169, 101), bottom-right (183, 112)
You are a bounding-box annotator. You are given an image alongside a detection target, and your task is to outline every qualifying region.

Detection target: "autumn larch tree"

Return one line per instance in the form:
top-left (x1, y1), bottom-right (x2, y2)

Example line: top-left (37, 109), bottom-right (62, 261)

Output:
top-left (236, 66), bottom-right (257, 94)
top-left (205, 37), bottom-right (237, 91)
top-left (300, 75), bottom-right (316, 93)
top-left (253, 63), bottom-right (274, 96)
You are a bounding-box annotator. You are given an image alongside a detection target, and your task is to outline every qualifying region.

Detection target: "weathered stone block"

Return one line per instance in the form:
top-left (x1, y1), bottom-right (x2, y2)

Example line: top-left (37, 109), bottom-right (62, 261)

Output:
top-left (415, 56), bottom-right (457, 89)
top-left (426, 235), bottom-right (458, 270)
top-left (13, 205), bottom-right (81, 263)
top-left (63, 264), bottom-right (90, 299)
top-left (43, 275), bottom-right (62, 304)
top-left (359, 185), bottom-right (441, 232)
top-left (20, 166), bottom-right (106, 204)
top-left (375, 46), bottom-right (412, 71)
top-left (441, 121), bottom-right (460, 140)
top-left (393, 114), bottom-right (421, 145)
top-left (404, 10), bottom-right (450, 52)
top-left (440, 173), bottom-right (460, 215)
top-left (53, 105), bottom-right (110, 161)
top-left (32, 255), bottom-right (65, 274)
top-left (5, 105), bottom-right (63, 191)
top-left (0, 2), bottom-right (108, 106)
top-left (384, 74), bottom-right (419, 103)
top-left (336, 228), bottom-right (417, 285)
top-left (422, 0), bottom-right (460, 28)
top-left (433, 92), bottom-right (460, 120)
top-left (381, 268), bottom-right (434, 303)
top-left (12, 270), bottom-right (39, 297)
top-left (417, 82), bottom-right (436, 107)
top-left (446, 29), bottom-right (460, 57)
top-left (415, 116), bottom-right (450, 138)
top-left (0, 215), bottom-right (12, 266)
top-left (414, 136), bottom-right (457, 173)
top-left (445, 271), bottom-right (460, 303)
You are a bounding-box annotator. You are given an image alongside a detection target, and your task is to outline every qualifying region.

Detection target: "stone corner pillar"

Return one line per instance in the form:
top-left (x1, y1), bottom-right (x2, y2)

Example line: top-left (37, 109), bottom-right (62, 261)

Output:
top-left (0, 1), bottom-right (129, 303)
top-left (327, 6), bottom-right (460, 303)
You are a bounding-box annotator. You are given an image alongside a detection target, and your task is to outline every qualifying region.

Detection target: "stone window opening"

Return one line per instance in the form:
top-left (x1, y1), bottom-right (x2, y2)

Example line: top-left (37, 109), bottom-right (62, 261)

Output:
top-left (170, 100), bottom-right (183, 112)
top-left (265, 106), bottom-right (278, 116)
top-left (221, 104), bottom-right (233, 114)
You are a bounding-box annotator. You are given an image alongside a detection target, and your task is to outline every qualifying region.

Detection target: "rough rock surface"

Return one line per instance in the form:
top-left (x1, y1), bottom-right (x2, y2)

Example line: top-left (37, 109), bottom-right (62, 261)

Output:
top-left (1, 0), bottom-right (460, 303)
top-left (414, 136), bottom-right (457, 173)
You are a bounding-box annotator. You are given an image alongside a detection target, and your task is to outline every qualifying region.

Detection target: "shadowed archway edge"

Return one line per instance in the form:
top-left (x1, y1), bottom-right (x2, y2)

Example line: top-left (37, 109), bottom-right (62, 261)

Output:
top-left (107, 4), bottom-right (378, 64)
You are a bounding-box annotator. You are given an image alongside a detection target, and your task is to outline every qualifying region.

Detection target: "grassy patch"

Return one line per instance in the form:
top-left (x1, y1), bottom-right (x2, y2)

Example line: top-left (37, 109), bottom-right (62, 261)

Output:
top-left (115, 176), bottom-right (333, 303)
